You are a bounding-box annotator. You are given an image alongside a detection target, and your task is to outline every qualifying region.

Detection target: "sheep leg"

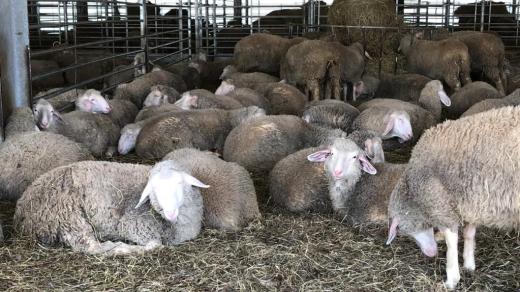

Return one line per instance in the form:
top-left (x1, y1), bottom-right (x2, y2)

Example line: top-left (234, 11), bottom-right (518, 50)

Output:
top-left (442, 227), bottom-right (461, 290)
top-left (308, 79), bottom-right (321, 102)
top-left (484, 66), bottom-right (506, 95)
top-left (459, 63), bottom-right (472, 87)
top-left (325, 79), bottom-right (333, 100)
top-left (463, 224), bottom-right (476, 271)
top-left (445, 75), bottom-right (462, 92)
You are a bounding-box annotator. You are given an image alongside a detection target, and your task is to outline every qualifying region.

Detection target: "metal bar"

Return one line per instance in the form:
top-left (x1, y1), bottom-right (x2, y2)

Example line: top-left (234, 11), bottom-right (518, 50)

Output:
top-left (0, 0), bottom-right (31, 132)
top-left (140, 0), bottom-right (148, 74)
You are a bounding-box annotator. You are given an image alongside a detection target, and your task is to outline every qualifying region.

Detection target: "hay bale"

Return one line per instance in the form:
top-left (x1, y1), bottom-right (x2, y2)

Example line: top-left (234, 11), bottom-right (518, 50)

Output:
top-left (328, 0), bottom-right (403, 58)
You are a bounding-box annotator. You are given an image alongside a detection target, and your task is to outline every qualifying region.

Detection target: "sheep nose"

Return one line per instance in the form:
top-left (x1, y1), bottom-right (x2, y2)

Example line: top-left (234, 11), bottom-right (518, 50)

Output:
top-left (333, 169), bottom-right (343, 177)
top-left (106, 105), bottom-right (112, 113)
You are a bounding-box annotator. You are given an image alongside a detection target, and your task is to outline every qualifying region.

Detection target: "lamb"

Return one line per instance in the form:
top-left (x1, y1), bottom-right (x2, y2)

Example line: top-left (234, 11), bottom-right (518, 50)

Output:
top-left (375, 73), bottom-right (432, 102)
top-left (223, 115), bottom-right (347, 176)
top-left (233, 33), bottom-right (305, 76)
top-left (305, 139), bottom-right (405, 225)
top-left (208, 81), bottom-right (271, 112)
top-left (4, 107), bottom-right (38, 139)
top-left (399, 32), bottom-right (472, 91)
top-left (461, 88), bottom-right (520, 117)
top-left (302, 99), bottom-right (360, 132)
top-left (175, 89), bottom-right (242, 110)
top-left (445, 81), bottom-right (503, 119)
top-left (143, 85), bottom-right (180, 107)
top-left (257, 82), bottom-right (307, 115)
top-left (0, 131), bottom-right (94, 201)
top-left (434, 30), bottom-right (507, 94)
top-left (14, 160), bottom-right (205, 255)
top-left (386, 106), bottom-right (520, 289)
top-left (217, 66), bottom-right (280, 91)
top-left (269, 131), bottom-right (385, 213)
top-left (163, 148), bottom-right (261, 230)
top-left (136, 106), bottom-right (266, 159)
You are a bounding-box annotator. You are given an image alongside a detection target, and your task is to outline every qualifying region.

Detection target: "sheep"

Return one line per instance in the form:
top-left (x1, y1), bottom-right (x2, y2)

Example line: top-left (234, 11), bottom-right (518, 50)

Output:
top-left (327, 42), bottom-right (368, 101)
top-left (356, 74), bottom-right (380, 101)
top-left (162, 62), bottom-right (202, 90)
top-left (133, 52), bottom-right (146, 76)
top-left (4, 107), bottom-right (38, 139)
top-left (269, 131), bottom-right (385, 213)
top-left (208, 81), bottom-right (271, 112)
top-left (375, 73), bottom-right (432, 102)
top-left (104, 65), bottom-right (135, 92)
top-left (134, 103), bottom-right (184, 122)
top-left (143, 85), bottom-right (180, 107)
top-left (217, 66), bottom-right (280, 91)
top-left (233, 33), bottom-right (305, 76)
top-left (136, 106), bottom-right (266, 159)
top-left (175, 89), bottom-right (243, 110)
top-left (461, 88), bottom-right (520, 117)
top-left (386, 106), bottom-right (520, 290)
top-left (399, 31), bottom-right (472, 92)
top-left (107, 99), bottom-right (139, 128)
top-left (305, 140), bottom-right (404, 225)
top-left (14, 160), bottom-right (205, 255)
top-left (445, 81), bottom-right (503, 119)
top-left (434, 30), bottom-right (507, 95)
top-left (258, 82), bottom-right (307, 115)
top-left (223, 115), bottom-right (347, 176)
top-left (302, 99), bottom-right (360, 132)
top-left (35, 88), bottom-right (86, 110)
top-left (188, 52), bottom-right (233, 92)
top-left (113, 69), bottom-right (187, 108)
top-left (0, 131), bottom-right (94, 201)
top-left (163, 148), bottom-right (261, 230)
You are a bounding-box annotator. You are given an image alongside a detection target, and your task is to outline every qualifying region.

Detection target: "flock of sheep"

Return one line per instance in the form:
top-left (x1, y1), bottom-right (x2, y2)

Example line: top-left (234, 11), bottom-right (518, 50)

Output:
top-left (0, 29), bottom-right (519, 290)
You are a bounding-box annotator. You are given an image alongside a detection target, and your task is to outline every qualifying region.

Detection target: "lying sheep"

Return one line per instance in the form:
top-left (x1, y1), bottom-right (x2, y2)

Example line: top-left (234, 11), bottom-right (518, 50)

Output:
top-left (35, 88), bottom-right (86, 110)
top-left (445, 81), bottom-right (503, 119)
top-left (258, 82), bottom-right (307, 115)
top-left (134, 104), bottom-right (184, 122)
top-left (399, 32), bottom-right (472, 92)
top-left (233, 33), bottom-right (305, 76)
top-left (107, 99), bottom-right (139, 128)
top-left (175, 89), bottom-right (242, 110)
top-left (461, 88), bottom-right (520, 117)
top-left (386, 106), bottom-right (520, 289)
top-left (302, 99), bottom-right (360, 132)
top-left (434, 31), bottom-right (507, 95)
top-left (0, 131), bottom-right (94, 201)
top-left (143, 85), bottom-right (180, 107)
top-left (4, 107), bottom-right (38, 139)
top-left (269, 131), bottom-right (384, 213)
top-left (356, 74), bottom-right (380, 101)
top-left (14, 160), bottom-right (205, 255)
top-left (375, 73), bottom-right (432, 102)
top-left (162, 62), bottom-right (201, 90)
top-left (210, 81), bottom-right (271, 112)
top-left (223, 115), bottom-right (347, 176)
top-left (163, 148), bottom-right (261, 230)
top-left (217, 66), bottom-right (280, 92)
top-left (306, 138), bottom-right (405, 224)
top-left (136, 106), bottom-right (266, 159)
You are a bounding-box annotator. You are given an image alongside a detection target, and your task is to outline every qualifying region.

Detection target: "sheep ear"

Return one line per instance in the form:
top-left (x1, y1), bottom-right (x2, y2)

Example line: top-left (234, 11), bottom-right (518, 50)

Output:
top-left (414, 31), bottom-right (424, 40)
top-left (364, 51), bottom-right (373, 60)
top-left (353, 81), bottom-right (365, 101)
top-left (53, 111), bottom-right (64, 123)
top-left (135, 181), bottom-right (153, 209)
top-left (358, 154), bottom-right (377, 175)
top-left (386, 217), bottom-right (400, 245)
top-left (438, 90), bottom-right (451, 107)
top-left (382, 116), bottom-right (395, 136)
top-left (307, 149), bottom-right (331, 162)
top-left (182, 173), bottom-right (210, 189)
top-left (302, 115), bottom-right (311, 123)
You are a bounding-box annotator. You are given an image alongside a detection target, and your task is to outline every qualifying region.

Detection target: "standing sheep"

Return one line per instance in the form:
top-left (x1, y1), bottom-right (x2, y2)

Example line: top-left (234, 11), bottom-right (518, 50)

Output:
top-left (445, 81), bottom-right (503, 119)
top-left (217, 66), bottom-right (280, 91)
top-left (461, 88), bottom-right (520, 117)
top-left (136, 106), bottom-right (265, 159)
top-left (14, 160), bottom-right (205, 255)
top-left (399, 32), bottom-right (472, 92)
top-left (327, 42), bottom-right (368, 101)
top-left (0, 131), bottom-right (94, 201)
top-left (163, 148), bottom-right (261, 230)
top-left (386, 106), bottom-right (520, 289)
top-left (233, 33), bottom-right (305, 76)
top-left (302, 99), bottom-right (360, 132)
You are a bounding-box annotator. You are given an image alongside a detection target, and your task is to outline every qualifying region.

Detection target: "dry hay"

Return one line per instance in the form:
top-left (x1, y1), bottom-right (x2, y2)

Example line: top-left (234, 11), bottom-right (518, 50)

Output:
top-left (0, 151), bottom-right (519, 291)
top-left (328, 0), bottom-right (403, 58)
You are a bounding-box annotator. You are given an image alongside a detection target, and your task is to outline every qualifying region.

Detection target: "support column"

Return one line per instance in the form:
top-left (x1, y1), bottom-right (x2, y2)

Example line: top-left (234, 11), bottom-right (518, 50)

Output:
top-left (0, 0), bottom-right (31, 141)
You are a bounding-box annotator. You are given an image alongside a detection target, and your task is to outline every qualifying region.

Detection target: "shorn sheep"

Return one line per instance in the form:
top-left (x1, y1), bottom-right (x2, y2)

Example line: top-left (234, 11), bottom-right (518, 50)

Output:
top-left (386, 106), bottom-right (520, 289)
top-left (163, 148), bottom-right (261, 230)
top-left (14, 160), bottom-right (206, 255)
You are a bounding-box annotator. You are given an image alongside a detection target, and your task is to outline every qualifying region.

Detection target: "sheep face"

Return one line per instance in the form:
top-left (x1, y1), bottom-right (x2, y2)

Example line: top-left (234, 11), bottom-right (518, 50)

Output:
top-left (215, 80), bottom-right (235, 96)
top-left (33, 99), bottom-right (63, 130)
top-left (425, 80), bottom-right (452, 107)
top-left (144, 87), bottom-right (170, 108)
top-left (364, 137), bottom-right (385, 164)
top-left (136, 161), bottom-right (209, 223)
top-left (219, 65), bottom-right (237, 80)
top-left (307, 138), bottom-right (376, 180)
top-left (76, 90), bottom-right (112, 114)
top-left (382, 111), bottom-right (413, 143)
top-left (175, 92), bottom-right (198, 110)
top-left (118, 123), bottom-right (142, 155)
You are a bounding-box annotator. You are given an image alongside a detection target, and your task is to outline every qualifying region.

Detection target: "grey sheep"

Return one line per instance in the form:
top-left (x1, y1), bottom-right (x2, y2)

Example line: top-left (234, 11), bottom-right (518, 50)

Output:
top-left (104, 65), bottom-right (135, 92)
top-left (217, 66), bottom-right (280, 92)
top-left (233, 33), bottom-right (305, 76)
top-left (258, 82), bottom-right (307, 115)
top-left (461, 88), bottom-right (520, 117)
top-left (0, 131), bottom-right (94, 201)
top-left (223, 115), bottom-right (347, 176)
top-left (162, 62), bottom-right (202, 90)
top-left (35, 88), bottom-right (86, 110)
top-left (356, 74), bottom-right (380, 101)
top-left (209, 81), bottom-right (271, 112)
top-left (4, 107), bottom-right (38, 139)
top-left (163, 148), bottom-right (261, 230)
top-left (136, 106), bottom-right (266, 159)
top-left (135, 103), bottom-right (184, 122)
top-left (386, 106), bottom-right (520, 289)
top-left (175, 89), bottom-right (243, 110)
top-left (302, 99), bottom-right (360, 132)
top-left (107, 99), bottom-right (139, 128)
top-left (375, 73), bottom-right (432, 102)
top-left (143, 85), bottom-right (180, 107)
top-left (399, 32), bottom-right (472, 92)
top-left (327, 42), bottom-right (368, 101)
top-left (445, 81), bottom-right (503, 119)
top-left (434, 31), bottom-right (507, 95)
top-left (14, 160), bottom-right (205, 255)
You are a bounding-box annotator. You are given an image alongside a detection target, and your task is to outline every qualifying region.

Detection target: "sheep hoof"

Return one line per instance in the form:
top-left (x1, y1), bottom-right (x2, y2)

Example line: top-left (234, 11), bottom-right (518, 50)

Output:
top-left (105, 147), bottom-right (117, 158)
top-left (145, 240), bottom-right (162, 251)
top-left (444, 280), bottom-right (458, 290)
top-left (463, 261), bottom-right (476, 272)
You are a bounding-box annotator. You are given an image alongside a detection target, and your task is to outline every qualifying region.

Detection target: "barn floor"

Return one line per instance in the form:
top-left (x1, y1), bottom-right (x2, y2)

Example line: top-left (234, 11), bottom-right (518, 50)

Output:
top-left (0, 148), bottom-right (519, 291)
